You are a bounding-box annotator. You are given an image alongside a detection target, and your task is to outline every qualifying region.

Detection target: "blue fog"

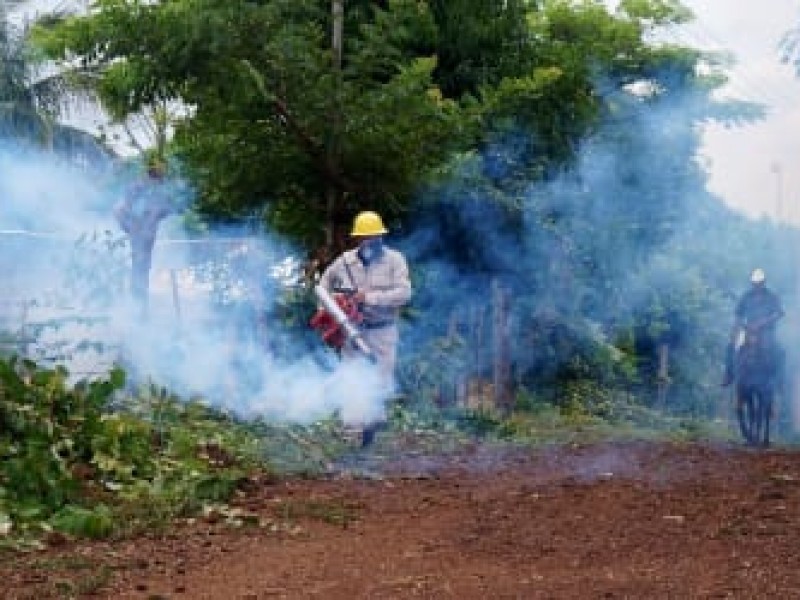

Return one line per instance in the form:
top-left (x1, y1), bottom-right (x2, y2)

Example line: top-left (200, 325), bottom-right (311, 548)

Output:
top-left (1, 76), bottom-right (799, 430)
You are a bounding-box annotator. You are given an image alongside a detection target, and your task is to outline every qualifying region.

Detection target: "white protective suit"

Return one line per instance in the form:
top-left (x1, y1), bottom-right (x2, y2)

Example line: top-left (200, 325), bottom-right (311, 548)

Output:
top-left (318, 244), bottom-right (411, 384)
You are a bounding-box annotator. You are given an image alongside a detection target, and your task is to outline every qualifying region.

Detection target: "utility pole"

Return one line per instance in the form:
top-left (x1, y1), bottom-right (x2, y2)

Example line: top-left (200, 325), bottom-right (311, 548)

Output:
top-left (325, 0), bottom-right (344, 249)
top-left (332, 0), bottom-right (343, 72)
top-left (771, 161), bottom-right (783, 222)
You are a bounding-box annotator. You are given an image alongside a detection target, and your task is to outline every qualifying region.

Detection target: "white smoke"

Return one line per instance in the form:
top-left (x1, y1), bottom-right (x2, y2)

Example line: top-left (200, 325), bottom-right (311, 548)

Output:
top-left (0, 145), bottom-right (390, 426)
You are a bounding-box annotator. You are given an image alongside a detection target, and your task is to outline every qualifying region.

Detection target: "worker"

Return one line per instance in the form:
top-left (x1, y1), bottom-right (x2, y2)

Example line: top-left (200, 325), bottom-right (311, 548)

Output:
top-left (318, 210), bottom-right (412, 445)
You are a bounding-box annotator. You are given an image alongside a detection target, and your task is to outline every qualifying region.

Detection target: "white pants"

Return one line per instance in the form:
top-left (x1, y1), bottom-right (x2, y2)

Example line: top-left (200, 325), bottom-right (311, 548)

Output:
top-left (343, 323), bottom-right (399, 390)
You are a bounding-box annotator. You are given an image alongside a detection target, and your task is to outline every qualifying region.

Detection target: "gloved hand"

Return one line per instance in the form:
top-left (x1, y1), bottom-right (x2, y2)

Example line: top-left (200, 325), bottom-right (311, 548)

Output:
top-left (353, 290), bottom-right (367, 305)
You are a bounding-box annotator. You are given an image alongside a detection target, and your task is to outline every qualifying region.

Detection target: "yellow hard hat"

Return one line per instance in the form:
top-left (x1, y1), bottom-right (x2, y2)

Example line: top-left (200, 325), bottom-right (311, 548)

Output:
top-left (351, 211), bottom-right (388, 236)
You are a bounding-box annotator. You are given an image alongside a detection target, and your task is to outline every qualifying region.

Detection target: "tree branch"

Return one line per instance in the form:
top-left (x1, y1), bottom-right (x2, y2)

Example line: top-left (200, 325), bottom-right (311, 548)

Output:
top-left (242, 59), bottom-right (360, 195)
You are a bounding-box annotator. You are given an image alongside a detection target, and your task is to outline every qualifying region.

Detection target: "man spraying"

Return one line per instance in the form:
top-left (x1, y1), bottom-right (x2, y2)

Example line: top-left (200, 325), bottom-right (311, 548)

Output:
top-left (317, 210), bottom-right (412, 445)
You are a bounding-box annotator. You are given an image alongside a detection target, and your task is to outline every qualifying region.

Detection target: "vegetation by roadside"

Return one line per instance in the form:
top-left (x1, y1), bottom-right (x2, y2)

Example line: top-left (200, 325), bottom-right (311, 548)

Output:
top-left (0, 353), bottom-right (750, 553)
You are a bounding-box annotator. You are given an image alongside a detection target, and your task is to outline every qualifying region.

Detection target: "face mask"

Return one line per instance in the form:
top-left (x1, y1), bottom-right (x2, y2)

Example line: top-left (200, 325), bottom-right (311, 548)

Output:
top-left (358, 238), bottom-right (383, 263)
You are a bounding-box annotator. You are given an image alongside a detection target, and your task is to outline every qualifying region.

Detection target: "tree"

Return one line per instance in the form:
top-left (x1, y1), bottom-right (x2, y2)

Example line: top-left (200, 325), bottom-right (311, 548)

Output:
top-left (28, 0), bottom-right (776, 415)
top-left (0, 2), bottom-right (54, 141)
top-left (0, 3), bottom-right (109, 161)
top-left (35, 0), bottom-right (465, 251)
top-left (399, 0), bottom-right (766, 410)
top-left (34, 0), bottom-right (719, 250)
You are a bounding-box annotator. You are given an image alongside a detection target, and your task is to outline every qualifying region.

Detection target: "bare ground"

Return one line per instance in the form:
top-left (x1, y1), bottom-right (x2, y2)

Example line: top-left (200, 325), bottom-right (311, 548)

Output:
top-left (4, 439), bottom-right (800, 599)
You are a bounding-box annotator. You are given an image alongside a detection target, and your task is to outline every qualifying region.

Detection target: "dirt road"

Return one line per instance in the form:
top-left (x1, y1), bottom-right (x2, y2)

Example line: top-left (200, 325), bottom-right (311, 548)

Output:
top-left (4, 440), bottom-right (800, 599)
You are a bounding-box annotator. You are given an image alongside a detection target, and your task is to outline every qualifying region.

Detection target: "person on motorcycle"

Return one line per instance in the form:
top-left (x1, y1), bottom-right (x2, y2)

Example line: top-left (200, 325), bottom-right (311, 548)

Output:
top-left (722, 268), bottom-right (784, 387)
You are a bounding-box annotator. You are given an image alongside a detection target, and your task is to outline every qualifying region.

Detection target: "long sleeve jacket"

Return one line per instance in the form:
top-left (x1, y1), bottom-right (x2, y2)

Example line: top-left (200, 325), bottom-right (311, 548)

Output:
top-left (319, 246), bottom-right (411, 325)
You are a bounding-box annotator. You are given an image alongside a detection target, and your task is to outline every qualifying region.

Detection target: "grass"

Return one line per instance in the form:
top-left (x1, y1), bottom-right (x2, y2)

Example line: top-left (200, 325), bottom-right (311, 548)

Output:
top-left (8, 557), bottom-right (113, 599)
top-left (275, 499), bottom-right (361, 528)
top-left (53, 566), bottom-right (113, 598)
top-left (435, 400), bottom-right (737, 447)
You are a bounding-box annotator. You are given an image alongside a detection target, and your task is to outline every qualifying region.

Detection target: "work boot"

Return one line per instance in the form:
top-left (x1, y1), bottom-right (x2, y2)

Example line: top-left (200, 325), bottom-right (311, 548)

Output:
top-left (361, 424), bottom-right (377, 448)
top-left (361, 420), bottom-right (388, 448)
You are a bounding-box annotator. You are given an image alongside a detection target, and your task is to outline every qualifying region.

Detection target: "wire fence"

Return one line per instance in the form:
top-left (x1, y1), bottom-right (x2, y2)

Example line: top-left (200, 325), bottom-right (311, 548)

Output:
top-left (0, 228), bottom-right (292, 379)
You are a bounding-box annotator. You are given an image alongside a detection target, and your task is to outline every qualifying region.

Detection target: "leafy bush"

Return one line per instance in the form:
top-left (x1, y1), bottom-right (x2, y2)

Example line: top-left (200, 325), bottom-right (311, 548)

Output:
top-left (0, 358), bottom-right (124, 526)
top-left (0, 357), bottom-right (274, 543)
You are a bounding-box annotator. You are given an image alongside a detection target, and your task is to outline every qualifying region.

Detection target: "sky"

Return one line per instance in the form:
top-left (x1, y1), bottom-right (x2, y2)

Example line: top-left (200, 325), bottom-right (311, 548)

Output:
top-left (668, 0), bottom-right (800, 224)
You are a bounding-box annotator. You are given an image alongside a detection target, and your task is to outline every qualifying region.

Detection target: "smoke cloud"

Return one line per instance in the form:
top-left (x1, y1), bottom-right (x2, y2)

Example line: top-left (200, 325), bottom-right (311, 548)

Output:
top-left (0, 143), bottom-right (391, 426)
top-left (396, 81), bottom-right (800, 433)
top-left (4, 70), bottom-right (800, 437)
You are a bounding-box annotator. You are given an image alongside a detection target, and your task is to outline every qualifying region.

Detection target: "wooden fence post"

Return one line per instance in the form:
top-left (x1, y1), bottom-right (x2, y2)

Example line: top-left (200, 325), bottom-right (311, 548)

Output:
top-left (492, 279), bottom-right (513, 414)
top-left (656, 342), bottom-right (670, 408)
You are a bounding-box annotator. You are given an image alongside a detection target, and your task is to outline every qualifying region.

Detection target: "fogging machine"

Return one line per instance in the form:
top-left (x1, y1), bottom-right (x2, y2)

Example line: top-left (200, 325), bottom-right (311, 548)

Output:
top-left (310, 284), bottom-right (376, 363)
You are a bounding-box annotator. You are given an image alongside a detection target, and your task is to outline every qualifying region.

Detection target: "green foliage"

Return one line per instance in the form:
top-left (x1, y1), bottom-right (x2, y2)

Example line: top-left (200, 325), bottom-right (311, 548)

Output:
top-left (397, 332), bottom-right (472, 405)
top-left (22, 0), bottom-right (775, 441)
top-left (380, 386), bottom-right (731, 447)
top-left (49, 504), bottom-right (114, 539)
top-left (458, 408), bottom-right (505, 437)
top-left (99, 386), bottom-right (269, 531)
top-left (0, 359), bottom-right (123, 528)
top-left (33, 0), bottom-right (467, 247)
top-left (617, 0), bottom-right (694, 26)
top-left (1, 6), bottom-right (110, 156)
top-left (31, 0), bottom-right (705, 250)
top-left (0, 357), bottom-right (280, 543)
top-left (425, 0), bottom-right (538, 98)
